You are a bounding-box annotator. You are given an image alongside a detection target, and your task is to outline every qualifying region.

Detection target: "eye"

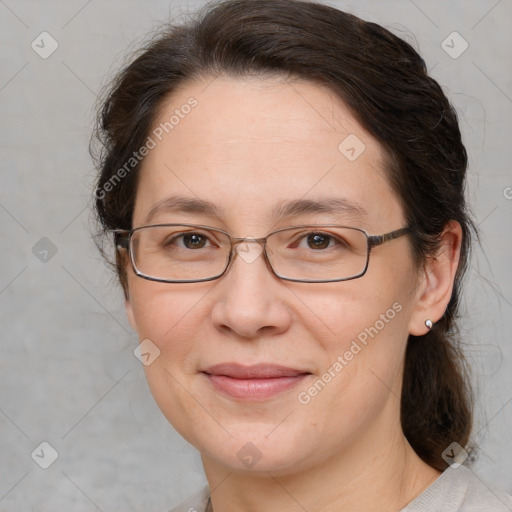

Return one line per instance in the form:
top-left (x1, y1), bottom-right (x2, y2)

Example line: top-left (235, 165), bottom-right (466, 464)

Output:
top-left (295, 232), bottom-right (345, 250)
top-left (165, 231), bottom-right (213, 250)
top-left (181, 233), bottom-right (209, 249)
top-left (303, 233), bottom-right (333, 250)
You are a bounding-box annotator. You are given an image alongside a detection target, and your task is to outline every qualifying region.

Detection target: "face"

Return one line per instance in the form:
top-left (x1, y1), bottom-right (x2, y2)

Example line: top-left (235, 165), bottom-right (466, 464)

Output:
top-left (125, 76), bottom-right (423, 475)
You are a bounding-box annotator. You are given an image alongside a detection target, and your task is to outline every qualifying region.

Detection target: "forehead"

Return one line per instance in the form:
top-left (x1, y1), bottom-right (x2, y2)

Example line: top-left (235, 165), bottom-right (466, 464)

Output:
top-left (133, 76), bottom-right (403, 232)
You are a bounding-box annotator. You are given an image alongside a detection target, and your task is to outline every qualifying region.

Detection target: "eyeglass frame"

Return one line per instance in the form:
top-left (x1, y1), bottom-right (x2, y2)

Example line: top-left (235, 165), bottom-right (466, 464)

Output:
top-left (113, 223), bottom-right (413, 284)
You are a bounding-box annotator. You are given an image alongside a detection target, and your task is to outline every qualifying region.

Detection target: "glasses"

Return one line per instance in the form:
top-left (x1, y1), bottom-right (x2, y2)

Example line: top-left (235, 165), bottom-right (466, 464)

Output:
top-left (113, 223), bottom-right (412, 284)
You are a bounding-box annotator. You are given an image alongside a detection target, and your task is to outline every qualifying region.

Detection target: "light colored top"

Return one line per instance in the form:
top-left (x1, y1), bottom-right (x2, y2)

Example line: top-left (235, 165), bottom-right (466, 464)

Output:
top-left (168, 465), bottom-right (512, 512)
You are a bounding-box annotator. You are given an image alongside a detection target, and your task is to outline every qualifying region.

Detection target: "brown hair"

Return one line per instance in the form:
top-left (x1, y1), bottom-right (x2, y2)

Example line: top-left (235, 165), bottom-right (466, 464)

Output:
top-left (91, 0), bottom-right (476, 471)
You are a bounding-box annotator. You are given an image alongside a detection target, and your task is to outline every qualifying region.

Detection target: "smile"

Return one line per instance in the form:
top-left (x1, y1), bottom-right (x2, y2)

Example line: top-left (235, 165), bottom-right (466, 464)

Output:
top-left (201, 363), bottom-right (312, 400)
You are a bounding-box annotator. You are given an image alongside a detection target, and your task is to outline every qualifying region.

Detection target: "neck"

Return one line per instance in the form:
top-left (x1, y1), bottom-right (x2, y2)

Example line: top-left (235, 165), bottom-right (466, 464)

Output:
top-left (201, 412), bottom-right (440, 512)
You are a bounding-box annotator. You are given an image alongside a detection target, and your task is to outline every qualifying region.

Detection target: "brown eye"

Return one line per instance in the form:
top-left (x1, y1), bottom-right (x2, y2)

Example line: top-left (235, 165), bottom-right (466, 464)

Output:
top-left (306, 233), bottom-right (332, 250)
top-left (182, 233), bottom-right (208, 249)
top-left (162, 232), bottom-right (213, 250)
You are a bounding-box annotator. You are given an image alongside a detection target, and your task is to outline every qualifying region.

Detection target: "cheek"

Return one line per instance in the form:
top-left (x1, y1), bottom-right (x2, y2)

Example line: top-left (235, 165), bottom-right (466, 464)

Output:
top-left (297, 271), bottom-right (411, 354)
top-left (127, 279), bottom-right (212, 369)
top-left (294, 264), bottom-right (415, 404)
top-left (293, 292), bottom-right (410, 442)
top-left (127, 280), bottom-right (216, 442)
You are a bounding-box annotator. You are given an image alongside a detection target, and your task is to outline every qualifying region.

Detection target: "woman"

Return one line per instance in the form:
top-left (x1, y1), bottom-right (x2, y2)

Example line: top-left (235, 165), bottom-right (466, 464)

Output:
top-left (91, 0), bottom-right (512, 510)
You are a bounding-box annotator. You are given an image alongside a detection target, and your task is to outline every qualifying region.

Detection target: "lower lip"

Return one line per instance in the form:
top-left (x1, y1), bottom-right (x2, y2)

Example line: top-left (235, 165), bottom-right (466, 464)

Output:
top-left (204, 373), bottom-right (310, 400)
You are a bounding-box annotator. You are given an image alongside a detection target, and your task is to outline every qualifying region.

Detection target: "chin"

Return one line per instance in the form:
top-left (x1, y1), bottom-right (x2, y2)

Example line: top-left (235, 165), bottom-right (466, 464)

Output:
top-left (145, 371), bottom-right (346, 475)
top-left (175, 418), bottom-right (321, 475)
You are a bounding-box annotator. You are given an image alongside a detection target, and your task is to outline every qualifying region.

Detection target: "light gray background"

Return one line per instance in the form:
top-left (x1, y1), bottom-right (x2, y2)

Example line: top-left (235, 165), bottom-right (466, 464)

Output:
top-left (0, 0), bottom-right (511, 510)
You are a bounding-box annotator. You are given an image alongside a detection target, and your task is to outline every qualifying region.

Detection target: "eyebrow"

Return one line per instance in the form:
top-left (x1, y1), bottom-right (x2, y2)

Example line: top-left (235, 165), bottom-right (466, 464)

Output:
top-left (271, 197), bottom-right (367, 220)
top-left (143, 195), bottom-right (367, 225)
top-left (144, 196), bottom-right (223, 224)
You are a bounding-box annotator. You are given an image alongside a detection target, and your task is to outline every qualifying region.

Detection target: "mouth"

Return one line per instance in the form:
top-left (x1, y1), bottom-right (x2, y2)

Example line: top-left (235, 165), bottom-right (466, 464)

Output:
top-left (201, 363), bottom-right (312, 401)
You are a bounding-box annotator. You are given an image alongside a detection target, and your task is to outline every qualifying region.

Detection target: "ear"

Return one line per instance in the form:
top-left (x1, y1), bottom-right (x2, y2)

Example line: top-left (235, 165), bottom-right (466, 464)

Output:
top-left (125, 297), bottom-right (138, 331)
top-left (116, 247), bottom-right (137, 331)
top-left (408, 220), bottom-right (462, 335)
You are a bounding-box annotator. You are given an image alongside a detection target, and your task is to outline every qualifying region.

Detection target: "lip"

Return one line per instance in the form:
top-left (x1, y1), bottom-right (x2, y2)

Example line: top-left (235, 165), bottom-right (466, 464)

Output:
top-left (201, 363), bottom-right (311, 400)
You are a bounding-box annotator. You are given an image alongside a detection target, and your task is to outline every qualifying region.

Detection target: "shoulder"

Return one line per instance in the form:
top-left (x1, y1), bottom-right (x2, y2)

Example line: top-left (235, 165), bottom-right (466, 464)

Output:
top-left (167, 485), bottom-right (210, 512)
top-left (401, 465), bottom-right (512, 512)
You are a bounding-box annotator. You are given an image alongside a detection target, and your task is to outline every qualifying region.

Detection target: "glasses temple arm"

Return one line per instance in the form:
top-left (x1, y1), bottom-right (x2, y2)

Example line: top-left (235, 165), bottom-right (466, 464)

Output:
top-left (368, 226), bottom-right (413, 247)
top-left (113, 230), bottom-right (130, 250)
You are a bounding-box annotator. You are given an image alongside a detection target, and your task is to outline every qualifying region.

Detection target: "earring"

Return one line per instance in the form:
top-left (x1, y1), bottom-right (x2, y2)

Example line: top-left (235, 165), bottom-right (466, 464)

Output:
top-left (425, 319), bottom-right (433, 330)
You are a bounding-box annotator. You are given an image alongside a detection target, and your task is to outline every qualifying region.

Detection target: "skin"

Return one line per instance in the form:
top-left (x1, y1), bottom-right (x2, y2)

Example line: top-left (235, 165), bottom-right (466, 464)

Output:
top-left (124, 75), bottom-right (462, 512)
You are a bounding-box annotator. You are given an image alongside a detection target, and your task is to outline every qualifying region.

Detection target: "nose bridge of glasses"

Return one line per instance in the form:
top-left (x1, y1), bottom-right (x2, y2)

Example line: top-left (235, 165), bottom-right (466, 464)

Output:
top-left (230, 236), bottom-right (267, 246)
top-left (229, 236), bottom-right (266, 255)
top-left (220, 232), bottom-right (278, 281)
top-left (229, 236), bottom-right (269, 267)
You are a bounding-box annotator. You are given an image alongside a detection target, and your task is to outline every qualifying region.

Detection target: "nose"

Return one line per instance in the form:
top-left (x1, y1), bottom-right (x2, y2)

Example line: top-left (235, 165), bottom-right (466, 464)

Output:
top-left (209, 240), bottom-right (292, 339)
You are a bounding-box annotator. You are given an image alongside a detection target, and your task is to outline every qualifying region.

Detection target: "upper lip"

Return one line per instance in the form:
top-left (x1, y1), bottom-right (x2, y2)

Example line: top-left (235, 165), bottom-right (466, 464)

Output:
top-left (202, 363), bottom-right (311, 379)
